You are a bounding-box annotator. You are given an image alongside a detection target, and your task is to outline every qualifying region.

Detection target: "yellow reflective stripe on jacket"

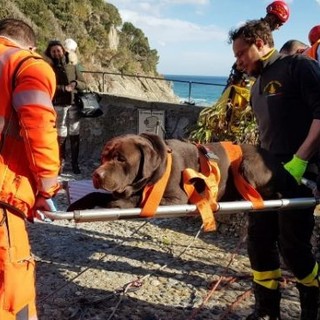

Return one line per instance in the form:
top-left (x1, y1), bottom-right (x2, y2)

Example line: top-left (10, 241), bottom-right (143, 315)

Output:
top-left (253, 268), bottom-right (281, 290)
top-left (297, 263), bottom-right (319, 287)
top-left (13, 90), bottom-right (54, 111)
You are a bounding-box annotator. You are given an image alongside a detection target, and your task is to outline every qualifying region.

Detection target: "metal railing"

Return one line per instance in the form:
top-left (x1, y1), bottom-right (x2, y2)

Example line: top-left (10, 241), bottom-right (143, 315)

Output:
top-left (82, 70), bottom-right (226, 104)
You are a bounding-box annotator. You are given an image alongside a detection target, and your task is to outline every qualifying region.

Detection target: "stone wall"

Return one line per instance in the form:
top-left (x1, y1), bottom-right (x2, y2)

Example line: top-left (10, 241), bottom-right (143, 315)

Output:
top-left (78, 93), bottom-right (204, 163)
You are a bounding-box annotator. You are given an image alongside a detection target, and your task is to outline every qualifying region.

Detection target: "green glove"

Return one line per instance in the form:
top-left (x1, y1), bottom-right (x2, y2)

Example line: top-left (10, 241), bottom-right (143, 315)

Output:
top-left (283, 154), bottom-right (308, 184)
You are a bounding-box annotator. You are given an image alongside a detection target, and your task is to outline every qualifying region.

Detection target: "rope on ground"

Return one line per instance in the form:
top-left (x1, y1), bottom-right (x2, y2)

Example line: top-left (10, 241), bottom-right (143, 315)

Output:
top-left (218, 288), bottom-right (252, 320)
top-left (39, 213), bottom-right (257, 319)
top-left (106, 224), bottom-right (204, 320)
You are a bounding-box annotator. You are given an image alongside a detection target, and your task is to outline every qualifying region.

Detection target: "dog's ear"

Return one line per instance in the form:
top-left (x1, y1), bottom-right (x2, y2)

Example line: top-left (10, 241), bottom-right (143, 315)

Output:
top-left (139, 133), bottom-right (168, 183)
top-left (140, 133), bottom-right (166, 152)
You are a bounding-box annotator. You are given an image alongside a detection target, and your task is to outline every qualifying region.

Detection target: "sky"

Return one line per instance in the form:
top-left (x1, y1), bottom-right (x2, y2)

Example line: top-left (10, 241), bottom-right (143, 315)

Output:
top-left (106, 0), bottom-right (320, 77)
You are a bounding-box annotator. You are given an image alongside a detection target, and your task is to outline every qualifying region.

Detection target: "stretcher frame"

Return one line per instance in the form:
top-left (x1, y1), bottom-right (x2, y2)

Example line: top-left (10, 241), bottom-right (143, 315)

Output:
top-left (39, 198), bottom-right (320, 223)
top-left (38, 178), bottom-right (320, 223)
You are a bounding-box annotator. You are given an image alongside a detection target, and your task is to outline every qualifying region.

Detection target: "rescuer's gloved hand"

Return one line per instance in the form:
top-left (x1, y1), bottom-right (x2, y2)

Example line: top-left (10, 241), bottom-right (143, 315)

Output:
top-left (283, 154), bottom-right (308, 184)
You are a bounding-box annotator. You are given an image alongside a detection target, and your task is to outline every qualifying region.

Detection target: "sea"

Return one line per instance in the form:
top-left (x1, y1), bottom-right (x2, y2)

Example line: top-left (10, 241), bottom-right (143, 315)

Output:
top-left (164, 74), bottom-right (228, 107)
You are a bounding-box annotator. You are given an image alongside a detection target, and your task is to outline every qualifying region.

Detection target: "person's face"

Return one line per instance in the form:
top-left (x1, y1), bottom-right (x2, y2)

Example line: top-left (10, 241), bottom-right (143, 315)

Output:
top-left (233, 38), bottom-right (262, 76)
top-left (50, 45), bottom-right (64, 59)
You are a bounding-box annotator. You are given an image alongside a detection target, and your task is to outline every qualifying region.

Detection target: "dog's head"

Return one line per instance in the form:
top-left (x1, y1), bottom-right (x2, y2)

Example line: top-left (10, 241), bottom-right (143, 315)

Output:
top-left (93, 133), bottom-right (168, 198)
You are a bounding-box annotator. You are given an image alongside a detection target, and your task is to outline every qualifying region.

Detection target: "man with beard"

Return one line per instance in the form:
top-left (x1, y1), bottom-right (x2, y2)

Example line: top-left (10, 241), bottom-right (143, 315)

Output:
top-left (229, 19), bottom-right (320, 320)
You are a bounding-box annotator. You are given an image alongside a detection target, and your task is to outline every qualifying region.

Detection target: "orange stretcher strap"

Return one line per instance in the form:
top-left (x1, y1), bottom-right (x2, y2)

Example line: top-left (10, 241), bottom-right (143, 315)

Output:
top-left (183, 150), bottom-right (220, 232)
top-left (220, 141), bottom-right (264, 209)
top-left (140, 150), bottom-right (172, 217)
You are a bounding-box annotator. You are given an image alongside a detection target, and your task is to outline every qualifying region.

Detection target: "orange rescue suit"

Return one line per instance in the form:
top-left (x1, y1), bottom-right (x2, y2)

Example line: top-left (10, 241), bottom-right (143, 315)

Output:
top-left (0, 38), bottom-right (59, 319)
top-left (304, 40), bottom-right (320, 60)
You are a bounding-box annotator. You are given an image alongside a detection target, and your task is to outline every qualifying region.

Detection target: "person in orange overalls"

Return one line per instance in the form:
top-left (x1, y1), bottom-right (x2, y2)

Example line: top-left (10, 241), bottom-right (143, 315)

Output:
top-left (303, 25), bottom-right (320, 63)
top-left (0, 18), bottom-right (60, 319)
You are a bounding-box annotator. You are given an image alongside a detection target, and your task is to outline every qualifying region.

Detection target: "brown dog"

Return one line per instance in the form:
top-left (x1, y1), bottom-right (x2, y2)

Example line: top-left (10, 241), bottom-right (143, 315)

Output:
top-left (68, 133), bottom-right (297, 211)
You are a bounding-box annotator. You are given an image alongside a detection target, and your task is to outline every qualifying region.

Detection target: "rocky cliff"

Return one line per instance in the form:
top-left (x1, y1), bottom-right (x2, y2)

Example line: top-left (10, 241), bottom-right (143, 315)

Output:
top-left (82, 18), bottom-right (179, 102)
top-left (0, 0), bottom-right (180, 103)
top-left (85, 72), bottom-right (180, 103)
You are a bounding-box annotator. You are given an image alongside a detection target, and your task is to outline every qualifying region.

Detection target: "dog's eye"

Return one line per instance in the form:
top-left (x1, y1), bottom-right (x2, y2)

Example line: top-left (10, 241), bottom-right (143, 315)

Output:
top-left (117, 155), bottom-right (126, 162)
top-left (114, 152), bottom-right (126, 162)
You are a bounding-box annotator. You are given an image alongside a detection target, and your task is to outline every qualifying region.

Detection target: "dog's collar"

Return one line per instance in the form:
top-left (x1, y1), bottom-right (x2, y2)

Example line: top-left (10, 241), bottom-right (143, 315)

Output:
top-left (140, 148), bottom-right (172, 217)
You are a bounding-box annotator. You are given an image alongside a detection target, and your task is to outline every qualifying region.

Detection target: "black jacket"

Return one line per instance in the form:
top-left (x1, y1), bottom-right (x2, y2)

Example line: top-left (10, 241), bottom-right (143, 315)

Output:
top-left (49, 53), bottom-right (87, 106)
top-left (251, 50), bottom-right (320, 157)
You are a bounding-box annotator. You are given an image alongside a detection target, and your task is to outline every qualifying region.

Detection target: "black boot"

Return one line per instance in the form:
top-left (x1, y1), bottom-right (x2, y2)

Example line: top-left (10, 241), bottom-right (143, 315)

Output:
top-left (296, 283), bottom-right (319, 320)
top-left (70, 135), bottom-right (81, 174)
top-left (58, 136), bottom-right (66, 174)
top-left (246, 283), bottom-right (281, 320)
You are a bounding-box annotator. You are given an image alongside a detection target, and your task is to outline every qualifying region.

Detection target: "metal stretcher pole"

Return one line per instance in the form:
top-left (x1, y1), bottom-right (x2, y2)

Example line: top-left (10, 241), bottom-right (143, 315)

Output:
top-left (38, 197), bottom-right (319, 223)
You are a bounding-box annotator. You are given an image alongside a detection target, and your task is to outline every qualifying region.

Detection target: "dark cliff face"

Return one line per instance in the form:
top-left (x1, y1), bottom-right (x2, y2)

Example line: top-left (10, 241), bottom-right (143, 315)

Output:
top-left (82, 70), bottom-right (179, 102)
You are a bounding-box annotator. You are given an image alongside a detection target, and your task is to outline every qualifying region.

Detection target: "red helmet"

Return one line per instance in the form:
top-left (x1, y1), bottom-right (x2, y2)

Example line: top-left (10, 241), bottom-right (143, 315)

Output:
top-left (266, 1), bottom-right (290, 23)
top-left (308, 25), bottom-right (320, 45)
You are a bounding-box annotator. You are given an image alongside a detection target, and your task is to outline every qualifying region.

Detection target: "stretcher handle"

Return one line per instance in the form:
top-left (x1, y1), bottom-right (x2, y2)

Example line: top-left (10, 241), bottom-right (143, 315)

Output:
top-left (301, 177), bottom-right (317, 190)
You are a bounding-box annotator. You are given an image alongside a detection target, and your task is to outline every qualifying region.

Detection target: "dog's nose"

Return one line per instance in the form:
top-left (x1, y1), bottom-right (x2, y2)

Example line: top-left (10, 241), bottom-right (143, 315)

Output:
top-left (92, 170), bottom-right (103, 188)
top-left (93, 168), bottom-right (105, 179)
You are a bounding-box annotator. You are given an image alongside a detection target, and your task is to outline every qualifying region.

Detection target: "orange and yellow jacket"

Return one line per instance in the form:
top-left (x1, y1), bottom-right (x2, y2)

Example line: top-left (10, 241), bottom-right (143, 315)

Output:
top-left (0, 38), bottom-right (60, 219)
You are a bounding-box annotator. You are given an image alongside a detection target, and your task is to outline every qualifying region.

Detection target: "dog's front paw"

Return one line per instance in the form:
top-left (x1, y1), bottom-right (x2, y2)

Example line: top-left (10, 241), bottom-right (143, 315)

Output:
top-left (67, 192), bottom-right (113, 211)
top-left (107, 197), bottom-right (140, 209)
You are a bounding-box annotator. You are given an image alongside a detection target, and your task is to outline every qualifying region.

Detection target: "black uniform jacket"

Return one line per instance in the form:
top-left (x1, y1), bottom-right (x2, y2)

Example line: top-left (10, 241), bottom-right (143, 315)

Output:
top-left (251, 50), bottom-right (320, 158)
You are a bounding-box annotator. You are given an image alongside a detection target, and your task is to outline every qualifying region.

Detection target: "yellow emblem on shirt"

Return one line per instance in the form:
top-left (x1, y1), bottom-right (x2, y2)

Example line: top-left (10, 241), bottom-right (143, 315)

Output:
top-left (264, 81), bottom-right (282, 96)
